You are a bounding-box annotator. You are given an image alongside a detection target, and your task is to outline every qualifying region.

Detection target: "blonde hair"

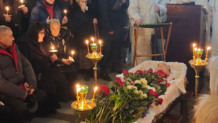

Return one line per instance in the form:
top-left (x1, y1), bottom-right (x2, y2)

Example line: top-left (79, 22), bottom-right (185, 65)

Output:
top-left (194, 57), bottom-right (218, 123)
top-left (194, 94), bottom-right (218, 123)
top-left (49, 19), bottom-right (61, 26)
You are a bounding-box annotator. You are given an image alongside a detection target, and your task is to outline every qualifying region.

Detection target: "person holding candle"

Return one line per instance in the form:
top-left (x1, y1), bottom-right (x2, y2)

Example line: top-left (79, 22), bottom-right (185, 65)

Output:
top-left (46, 19), bottom-right (78, 84)
top-left (17, 22), bottom-right (72, 114)
top-left (3, 0), bottom-right (32, 41)
top-left (69, 0), bottom-right (97, 81)
top-left (30, 0), bottom-right (68, 27)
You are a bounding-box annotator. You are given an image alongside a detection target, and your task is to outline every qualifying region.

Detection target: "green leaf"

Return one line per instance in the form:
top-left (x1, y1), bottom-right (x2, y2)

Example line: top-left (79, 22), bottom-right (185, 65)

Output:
top-left (110, 89), bottom-right (114, 95)
top-left (108, 82), bottom-right (114, 88)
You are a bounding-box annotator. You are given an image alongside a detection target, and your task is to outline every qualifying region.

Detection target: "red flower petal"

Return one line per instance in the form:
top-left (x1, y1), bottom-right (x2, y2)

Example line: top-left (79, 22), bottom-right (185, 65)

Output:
top-left (148, 68), bottom-right (153, 73)
top-left (158, 98), bottom-right (163, 105)
top-left (123, 70), bottom-right (129, 75)
top-left (149, 89), bottom-right (154, 95)
top-left (99, 85), bottom-right (110, 95)
top-left (153, 92), bottom-right (158, 97)
top-left (166, 83), bottom-right (170, 87)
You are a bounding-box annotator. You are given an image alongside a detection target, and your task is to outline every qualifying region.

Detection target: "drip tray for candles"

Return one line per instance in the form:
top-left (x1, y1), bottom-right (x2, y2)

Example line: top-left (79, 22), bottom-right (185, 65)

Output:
top-left (71, 100), bottom-right (96, 111)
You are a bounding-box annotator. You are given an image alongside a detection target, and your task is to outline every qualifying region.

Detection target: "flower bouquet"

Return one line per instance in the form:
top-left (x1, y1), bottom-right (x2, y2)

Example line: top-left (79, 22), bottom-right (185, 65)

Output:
top-left (85, 69), bottom-right (170, 123)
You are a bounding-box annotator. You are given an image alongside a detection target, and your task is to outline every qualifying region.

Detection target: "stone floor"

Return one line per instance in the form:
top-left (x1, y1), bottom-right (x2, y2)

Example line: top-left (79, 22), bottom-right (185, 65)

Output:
top-left (31, 63), bottom-right (210, 123)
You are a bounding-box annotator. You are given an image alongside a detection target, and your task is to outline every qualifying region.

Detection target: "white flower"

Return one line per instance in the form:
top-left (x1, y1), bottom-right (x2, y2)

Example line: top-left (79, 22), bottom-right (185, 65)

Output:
top-left (134, 90), bottom-right (139, 94)
top-left (143, 94), bottom-right (148, 98)
top-left (127, 85), bottom-right (137, 90)
top-left (141, 78), bottom-right (148, 88)
top-left (146, 85), bottom-right (156, 92)
top-left (135, 80), bottom-right (141, 84)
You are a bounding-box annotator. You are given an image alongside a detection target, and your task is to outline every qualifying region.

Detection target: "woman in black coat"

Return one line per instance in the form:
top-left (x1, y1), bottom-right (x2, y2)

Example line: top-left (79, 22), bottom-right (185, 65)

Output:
top-left (17, 22), bottom-right (71, 114)
top-left (69, 0), bottom-right (97, 81)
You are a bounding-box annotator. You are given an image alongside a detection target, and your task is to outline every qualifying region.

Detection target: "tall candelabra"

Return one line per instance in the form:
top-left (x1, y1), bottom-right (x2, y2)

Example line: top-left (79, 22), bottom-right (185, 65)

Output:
top-left (86, 37), bottom-right (103, 86)
top-left (190, 43), bottom-right (211, 100)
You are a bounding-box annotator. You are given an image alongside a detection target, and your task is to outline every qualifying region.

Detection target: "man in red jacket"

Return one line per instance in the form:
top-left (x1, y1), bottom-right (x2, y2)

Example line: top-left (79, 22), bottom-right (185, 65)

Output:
top-left (0, 25), bottom-right (48, 122)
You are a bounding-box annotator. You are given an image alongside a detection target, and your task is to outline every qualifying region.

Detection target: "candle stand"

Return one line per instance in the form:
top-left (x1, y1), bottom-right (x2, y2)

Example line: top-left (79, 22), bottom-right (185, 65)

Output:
top-left (189, 60), bottom-right (207, 100)
top-left (86, 40), bottom-right (103, 86)
top-left (71, 85), bottom-right (96, 123)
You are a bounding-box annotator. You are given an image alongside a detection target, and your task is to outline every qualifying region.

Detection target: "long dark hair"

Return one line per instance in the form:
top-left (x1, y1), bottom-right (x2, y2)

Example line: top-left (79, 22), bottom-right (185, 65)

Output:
top-left (27, 22), bottom-right (44, 43)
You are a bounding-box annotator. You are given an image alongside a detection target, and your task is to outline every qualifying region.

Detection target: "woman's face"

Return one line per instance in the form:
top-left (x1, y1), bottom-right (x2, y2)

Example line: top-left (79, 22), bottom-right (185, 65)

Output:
top-left (38, 29), bottom-right (45, 42)
top-left (50, 23), bottom-right (60, 37)
top-left (78, 0), bottom-right (87, 10)
top-left (46, 0), bottom-right (55, 5)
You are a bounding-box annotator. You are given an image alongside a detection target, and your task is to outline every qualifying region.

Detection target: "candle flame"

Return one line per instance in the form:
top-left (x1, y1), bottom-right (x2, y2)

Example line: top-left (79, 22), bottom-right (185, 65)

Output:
top-left (20, 0), bottom-right (23, 3)
top-left (86, 40), bottom-right (89, 44)
top-left (82, 87), bottom-right (85, 89)
top-left (77, 88), bottom-right (81, 92)
top-left (71, 50), bottom-right (75, 55)
top-left (194, 48), bottom-right (197, 51)
top-left (76, 84), bottom-right (80, 88)
top-left (5, 6), bottom-right (9, 11)
top-left (91, 37), bottom-right (94, 42)
top-left (198, 48), bottom-right (200, 51)
top-left (99, 40), bottom-right (102, 44)
top-left (193, 43), bottom-right (196, 47)
top-left (64, 9), bottom-right (67, 14)
top-left (94, 87), bottom-right (98, 92)
top-left (51, 46), bottom-right (54, 50)
top-left (207, 46), bottom-right (211, 50)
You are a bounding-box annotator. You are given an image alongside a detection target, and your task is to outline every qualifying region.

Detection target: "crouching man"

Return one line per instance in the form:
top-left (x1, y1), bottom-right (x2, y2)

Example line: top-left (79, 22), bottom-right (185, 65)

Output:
top-left (0, 25), bottom-right (47, 122)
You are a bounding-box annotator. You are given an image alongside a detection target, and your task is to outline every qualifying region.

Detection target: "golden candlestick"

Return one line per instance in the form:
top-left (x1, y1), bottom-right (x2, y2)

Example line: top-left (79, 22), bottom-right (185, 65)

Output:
top-left (86, 37), bottom-right (103, 86)
top-left (71, 85), bottom-right (96, 122)
top-left (189, 60), bottom-right (208, 100)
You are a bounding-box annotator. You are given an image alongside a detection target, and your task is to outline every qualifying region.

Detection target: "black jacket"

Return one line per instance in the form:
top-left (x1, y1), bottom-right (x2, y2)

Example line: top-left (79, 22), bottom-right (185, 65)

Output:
top-left (69, 4), bottom-right (95, 49)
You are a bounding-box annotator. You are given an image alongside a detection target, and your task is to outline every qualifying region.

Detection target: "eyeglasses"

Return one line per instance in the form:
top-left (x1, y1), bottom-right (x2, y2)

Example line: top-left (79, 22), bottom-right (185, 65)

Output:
top-left (39, 31), bottom-right (45, 35)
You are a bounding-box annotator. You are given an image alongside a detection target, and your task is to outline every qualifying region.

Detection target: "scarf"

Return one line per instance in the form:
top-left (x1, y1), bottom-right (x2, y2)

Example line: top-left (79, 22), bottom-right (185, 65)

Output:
top-left (43, 0), bottom-right (54, 18)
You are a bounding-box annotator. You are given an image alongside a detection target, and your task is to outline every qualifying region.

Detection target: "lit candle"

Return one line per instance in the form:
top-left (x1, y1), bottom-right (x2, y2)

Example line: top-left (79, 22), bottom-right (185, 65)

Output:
top-left (63, 9), bottom-right (67, 16)
top-left (20, 0), bottom-right (24, 4)
top-left (99, 40), bottom-right (102, 53)
top-left (193, 43), bottom-right (196, 57)
top-left (206, 46), bottom-right (211, 60)
top-left (71, 50), bottom-right (75, 56)
top-left (76, 84), bottom-right (80, 104)
top-left (92, 87), bottom-right (98, 100)
top-left (5, 6), bottom-right (9, 15)
top-left (86, 40), bottom-right (89, 53)
top-left (91, 37), bottom-right (94, 43)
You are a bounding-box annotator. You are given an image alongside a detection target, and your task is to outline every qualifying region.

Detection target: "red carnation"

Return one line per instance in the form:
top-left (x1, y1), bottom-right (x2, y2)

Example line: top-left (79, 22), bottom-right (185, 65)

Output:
top-left (166, 83), bottom-right (170, 87)
top-left (123, 70), bottom-right (129, 75)
top-left (157, 78), bottom-right (164, 82)
top-left (157, 70), bottom-right (168, 78)
top-left (116, 78), bottom-right (122, 83)
top-left (148, 68), bottom-right (153, 73)
top-left (153, 92), bottom-right (158, 97)
top-left (149, 89), bottom-right (154, 95)
top-left (158, 98), bottom-right (163, 105)
top-left (135, 70), bottom-right (143, 75)
top-left (99, 85), bottom-right (110, 95)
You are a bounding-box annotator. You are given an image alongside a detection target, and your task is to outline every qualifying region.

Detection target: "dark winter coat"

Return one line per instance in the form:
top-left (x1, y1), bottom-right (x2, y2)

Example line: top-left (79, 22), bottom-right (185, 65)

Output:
top-left (69, 4), bottom-right (95, 49)
top-left (29, 0), bottom-right (63, 27)
top-left (0, 44), bottom-right (37, 100)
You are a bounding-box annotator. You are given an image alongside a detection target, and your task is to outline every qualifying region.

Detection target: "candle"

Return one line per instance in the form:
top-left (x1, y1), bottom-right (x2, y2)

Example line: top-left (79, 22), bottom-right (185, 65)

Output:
top-left (71, 50), bottom-right (75, 56)
top-left (86, 40), bottom-right (89, 53)
top-left (206, 46), bottom-right (211, 60)
top-left (76, 84), bottom-right (80, 104)
top-left (5, 6), bottom-right (9, 15)
top-left (91, 37), bottom-right (94, 43)
top-left (92, 87), bottom-right (98, 100)
top-left (193, 43), bottom-right (196, 57)
top-left (63, 9), bottom-right (67, 16)
top-left (99, 40), bottom-right (102, 53)
top-left (20, 0), bottom-right (24, 4)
